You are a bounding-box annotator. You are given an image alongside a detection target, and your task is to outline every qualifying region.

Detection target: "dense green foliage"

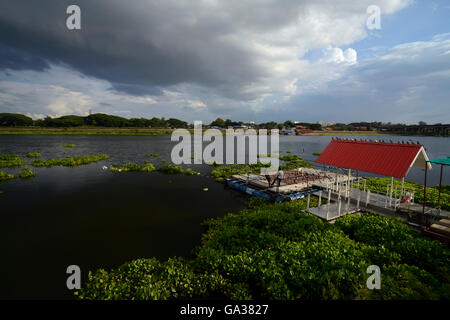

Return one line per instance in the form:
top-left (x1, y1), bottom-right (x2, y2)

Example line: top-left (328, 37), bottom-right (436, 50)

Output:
top-left (353, 177), bottom-right (450, 211)
top-left (0, 154), bottom-right (25, 168)
top-left (62, 144), bottom-right (75, 148)
top-left (30, 154), bottom-right (109, 167)
top-left (27, 113), bottom-right (189, 128)
top-left (77, 198), bottom-right (450, 300)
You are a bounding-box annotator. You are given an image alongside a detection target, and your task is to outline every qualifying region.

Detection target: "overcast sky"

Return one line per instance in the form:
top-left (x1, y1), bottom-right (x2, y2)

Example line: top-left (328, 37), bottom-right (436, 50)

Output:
top-left (0, 0), bottom-right (449, 124)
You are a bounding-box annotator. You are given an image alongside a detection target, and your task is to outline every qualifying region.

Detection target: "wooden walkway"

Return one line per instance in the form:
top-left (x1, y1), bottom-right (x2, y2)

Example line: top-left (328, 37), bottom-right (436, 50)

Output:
top-left (305, 187), bottom-right (450, 222)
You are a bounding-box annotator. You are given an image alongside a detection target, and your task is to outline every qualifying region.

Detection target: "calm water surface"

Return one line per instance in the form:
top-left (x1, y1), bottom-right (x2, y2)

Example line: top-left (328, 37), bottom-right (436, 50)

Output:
top-left (0, 134), bottom-right (448, 299)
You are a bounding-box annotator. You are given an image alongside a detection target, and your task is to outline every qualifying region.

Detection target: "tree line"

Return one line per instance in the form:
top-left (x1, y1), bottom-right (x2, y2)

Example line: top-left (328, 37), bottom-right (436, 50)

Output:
top-left (0, 113), bottom-right (188, 128)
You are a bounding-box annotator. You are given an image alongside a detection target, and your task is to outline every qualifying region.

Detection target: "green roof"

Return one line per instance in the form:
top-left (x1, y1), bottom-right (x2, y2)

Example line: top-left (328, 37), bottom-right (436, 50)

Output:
top-left (428, 157), bottom-right (450, 166)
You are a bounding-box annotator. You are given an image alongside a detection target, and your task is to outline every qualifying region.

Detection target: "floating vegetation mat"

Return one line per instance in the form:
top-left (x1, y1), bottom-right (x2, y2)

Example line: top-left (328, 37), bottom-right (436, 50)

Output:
top-left (30, 154), bottom-right (109, 167)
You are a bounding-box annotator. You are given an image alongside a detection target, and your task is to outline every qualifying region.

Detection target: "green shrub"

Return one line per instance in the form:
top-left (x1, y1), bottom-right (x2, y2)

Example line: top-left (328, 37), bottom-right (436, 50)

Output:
top-left (79, 198), bottom-right (449, 300)
top-left (335, 213), bottom-right (450, 283)
top-left (76, 258), bottom-right (251, 300)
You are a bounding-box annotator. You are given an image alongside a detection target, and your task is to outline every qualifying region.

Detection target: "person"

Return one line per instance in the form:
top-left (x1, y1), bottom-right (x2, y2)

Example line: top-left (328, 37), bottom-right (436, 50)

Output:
top-left (274, 167), bottom-right (284, 191)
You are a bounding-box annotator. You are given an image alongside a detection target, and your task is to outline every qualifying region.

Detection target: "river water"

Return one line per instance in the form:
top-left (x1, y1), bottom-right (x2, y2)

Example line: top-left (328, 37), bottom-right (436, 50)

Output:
top-left (0, 134), bottom-right (448, 299)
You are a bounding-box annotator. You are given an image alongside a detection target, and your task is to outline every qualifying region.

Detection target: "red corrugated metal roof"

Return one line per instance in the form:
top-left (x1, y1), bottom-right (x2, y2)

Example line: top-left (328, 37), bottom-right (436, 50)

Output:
top-left (316, 139), bottom-right (424, 178)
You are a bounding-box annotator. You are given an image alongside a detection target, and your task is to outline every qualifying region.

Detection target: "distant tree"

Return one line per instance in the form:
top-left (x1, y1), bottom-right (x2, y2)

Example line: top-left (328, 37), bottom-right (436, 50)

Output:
top-left (85, 114), bottom-right (130, 127)
top-left (166, 118), bottom-right (188, 128)
top-left (418, 121), bottom-right (427, 126)
top-left (308, 123), bottom-right (322, 130)
top-left (210, 118), bottom-right (225, 127)
top-left (283, 120), bottom-right (294, 128)
top-left (224, 119), bottom-right (233, 127)
top-left (0, 113), bottom-right (33, 126)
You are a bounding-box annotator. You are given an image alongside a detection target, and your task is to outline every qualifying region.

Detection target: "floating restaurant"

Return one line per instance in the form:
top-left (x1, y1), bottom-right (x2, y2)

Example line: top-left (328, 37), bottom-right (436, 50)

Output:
top-left (226, 138), bottom-right (449, 243)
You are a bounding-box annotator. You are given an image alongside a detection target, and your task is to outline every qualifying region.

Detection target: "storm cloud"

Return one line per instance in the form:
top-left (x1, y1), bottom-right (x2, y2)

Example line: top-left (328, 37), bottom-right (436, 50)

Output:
top-left (1, 0), bottom-right (448, 123)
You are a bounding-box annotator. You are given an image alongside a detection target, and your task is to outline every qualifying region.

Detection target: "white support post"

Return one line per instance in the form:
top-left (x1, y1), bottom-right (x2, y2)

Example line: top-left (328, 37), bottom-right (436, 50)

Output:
top-left (318, 191), bottom-right (322, 207)
top-left (366, 190), bottom-right (371, 207)
top-left (357, 188), bottom-right (361, 210)
top-left (401, 177), bottom-right (405, 197)
top-left (347, 192), bottom-right (350, 212)
top-left (327, 188), bottom-right (331, 220)
top-left (307, 193), bottom-right (310, 210)
top-left (347, 169), bottom-right (351, 198)
top-left (389, 177), bottom-right (394, 208)
top-left (337, 194), bottom-right (341, 217)
top-left (385, 185), bottom-right (389, 208)
top-left (335, 168), bottom-right (339, 191)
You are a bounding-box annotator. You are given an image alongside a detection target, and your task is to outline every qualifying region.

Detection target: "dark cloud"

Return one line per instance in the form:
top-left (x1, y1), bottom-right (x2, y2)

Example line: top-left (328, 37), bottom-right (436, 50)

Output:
top-left (0, 44), bottom-right (49, 71)
top-left (0, 0), bottom-right (272, 98)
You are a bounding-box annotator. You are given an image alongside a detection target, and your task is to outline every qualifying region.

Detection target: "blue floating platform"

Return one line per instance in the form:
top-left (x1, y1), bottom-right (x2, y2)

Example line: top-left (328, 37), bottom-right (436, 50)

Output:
top-left (226, 179), bottom-right (322, 203)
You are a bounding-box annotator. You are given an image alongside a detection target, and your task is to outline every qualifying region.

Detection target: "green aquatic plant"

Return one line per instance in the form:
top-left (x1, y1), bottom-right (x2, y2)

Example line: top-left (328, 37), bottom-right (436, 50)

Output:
top-left (184, 168), bottom-right (201, 176)
top-left (279, 154), bottom-right (302, 161)
top-left (30, 154), bottom-right (109, 168)
top-left (110, 163), bottom-right (156, 173)
top-left (150, 153), bottom-right (159, 157)
top-left (18, 167), bottom-right (35, 179)
top-left (110, 162), bottom-right (199, 175)
top-left (0, 170), bottom-right (15, 182)
top-left (0, 154), bottom-right (25, 168)
top-left (210, 162), bottom-right (272, 182)
top-left (312, 152), bottom-right (322, 156)
top-left (62, 144), bottom-right (75, 148)
top-left (24, 152), bottom-right (41, 158)
top-left (157, 164), bottom-right (185, 174)
top-left (78, 198), bottom-right (450, 300)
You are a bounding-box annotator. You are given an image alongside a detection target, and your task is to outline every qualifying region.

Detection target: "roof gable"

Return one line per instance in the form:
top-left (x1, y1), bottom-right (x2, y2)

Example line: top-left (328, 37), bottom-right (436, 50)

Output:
top-left (315, 139), bottom-right (431, 178)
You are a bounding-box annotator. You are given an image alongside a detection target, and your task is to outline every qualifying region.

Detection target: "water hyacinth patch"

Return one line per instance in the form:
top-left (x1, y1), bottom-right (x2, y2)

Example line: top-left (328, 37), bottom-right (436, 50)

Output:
top-left (0, 154), bottom-right (25, 168)
top-left (18, 167), bottom-right (35, 179)
top-left (30, 154), bottom-right (109, 167)
top-left (0, 170), bottom-right (15, 182)
top-left (62, 144), bottom-right (75, 148)
top-left (77, 197), bottom-right (450, 300)
top-left (24, 152), bottom-right (41, 158)
top-left (110, 162), bottom-right (156, 172)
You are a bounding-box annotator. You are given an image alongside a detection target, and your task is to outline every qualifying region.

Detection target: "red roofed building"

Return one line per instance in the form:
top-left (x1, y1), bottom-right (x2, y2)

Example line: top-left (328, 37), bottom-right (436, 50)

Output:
top-left (316, 139), bottom-right (431, 178)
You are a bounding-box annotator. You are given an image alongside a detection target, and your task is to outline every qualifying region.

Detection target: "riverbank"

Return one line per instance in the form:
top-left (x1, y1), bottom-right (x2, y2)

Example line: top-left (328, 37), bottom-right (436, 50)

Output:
top-left (0, 127), bottom-right (418, 136)
top-left (0, 127), bottom-right (174, 135)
